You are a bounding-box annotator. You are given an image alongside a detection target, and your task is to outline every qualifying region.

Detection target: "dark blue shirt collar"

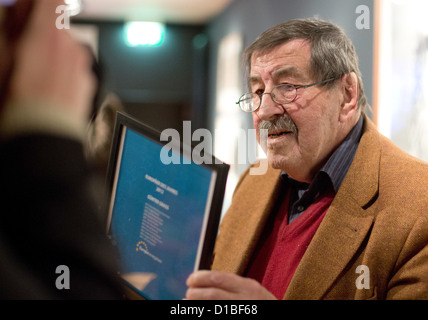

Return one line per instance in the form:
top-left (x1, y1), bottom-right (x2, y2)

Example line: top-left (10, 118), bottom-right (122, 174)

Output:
top-left (319, 114), bottom-right (364, 192)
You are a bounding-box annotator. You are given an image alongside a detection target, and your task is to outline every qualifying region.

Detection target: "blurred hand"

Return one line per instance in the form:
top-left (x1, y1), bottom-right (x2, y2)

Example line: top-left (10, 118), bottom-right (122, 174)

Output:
top-left (186, 270), bottom-right (277, 300)
top-left (8, 0), bottom-right (95, 123)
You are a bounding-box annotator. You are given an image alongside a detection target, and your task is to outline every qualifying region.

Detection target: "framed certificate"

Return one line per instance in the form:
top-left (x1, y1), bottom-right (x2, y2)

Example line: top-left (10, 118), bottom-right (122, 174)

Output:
top-left (105, 112), bottom-right (229, 300)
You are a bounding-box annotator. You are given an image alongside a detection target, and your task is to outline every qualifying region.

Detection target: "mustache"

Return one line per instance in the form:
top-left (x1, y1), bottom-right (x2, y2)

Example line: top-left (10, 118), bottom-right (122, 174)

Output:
top-left (258, 114), bottom-right (298, 136)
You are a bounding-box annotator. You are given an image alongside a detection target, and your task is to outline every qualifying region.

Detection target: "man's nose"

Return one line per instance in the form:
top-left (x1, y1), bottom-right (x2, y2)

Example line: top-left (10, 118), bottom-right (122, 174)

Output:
top-left (256, 92), bottom-right (286, 121)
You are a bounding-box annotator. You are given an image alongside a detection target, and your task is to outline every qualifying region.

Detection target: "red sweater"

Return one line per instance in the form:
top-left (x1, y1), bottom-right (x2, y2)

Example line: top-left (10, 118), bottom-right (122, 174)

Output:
top-left (245, 187), bottom-right (335, 299)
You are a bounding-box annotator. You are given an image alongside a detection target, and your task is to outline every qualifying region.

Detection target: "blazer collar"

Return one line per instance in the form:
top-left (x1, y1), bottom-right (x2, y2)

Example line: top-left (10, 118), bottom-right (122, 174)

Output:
top-left (213, 161), bottom-right (282, 274)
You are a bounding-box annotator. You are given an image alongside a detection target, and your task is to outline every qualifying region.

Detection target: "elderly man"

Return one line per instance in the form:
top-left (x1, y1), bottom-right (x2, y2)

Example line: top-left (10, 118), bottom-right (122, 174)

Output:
top-left (186, 18), bottom-right (428, 300)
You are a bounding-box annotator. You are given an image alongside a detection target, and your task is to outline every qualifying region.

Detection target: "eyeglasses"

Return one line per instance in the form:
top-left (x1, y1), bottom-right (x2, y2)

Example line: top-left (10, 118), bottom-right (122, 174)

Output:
top-left (236, 78), bottom-right (337, 113)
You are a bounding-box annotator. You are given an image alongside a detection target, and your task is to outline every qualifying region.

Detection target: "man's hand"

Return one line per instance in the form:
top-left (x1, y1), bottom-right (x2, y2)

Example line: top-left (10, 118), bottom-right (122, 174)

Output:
top-left (186, 270), bottom-right (277, 300)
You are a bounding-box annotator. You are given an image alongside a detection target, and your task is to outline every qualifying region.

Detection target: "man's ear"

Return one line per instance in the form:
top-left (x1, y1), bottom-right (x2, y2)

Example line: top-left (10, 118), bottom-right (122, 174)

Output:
top-left (339, 72), bottom-right (359, 122)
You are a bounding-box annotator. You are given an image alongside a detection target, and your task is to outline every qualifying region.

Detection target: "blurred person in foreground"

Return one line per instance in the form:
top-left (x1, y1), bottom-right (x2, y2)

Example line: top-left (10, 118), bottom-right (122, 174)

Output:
top-left (186, 18), bottom-right (428, 300)
top-left (0, 0), bottom-right (122, 299)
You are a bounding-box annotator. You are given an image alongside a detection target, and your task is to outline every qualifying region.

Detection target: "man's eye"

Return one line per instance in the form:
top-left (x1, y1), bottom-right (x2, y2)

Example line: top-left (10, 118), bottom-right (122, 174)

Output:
top-left (254, 89), bottom-right (264, 96)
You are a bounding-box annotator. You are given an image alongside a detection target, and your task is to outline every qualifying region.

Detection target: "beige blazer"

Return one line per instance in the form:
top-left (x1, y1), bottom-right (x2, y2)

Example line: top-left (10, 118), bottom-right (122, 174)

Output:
top-left (212, 116), bottom-right (428, 299)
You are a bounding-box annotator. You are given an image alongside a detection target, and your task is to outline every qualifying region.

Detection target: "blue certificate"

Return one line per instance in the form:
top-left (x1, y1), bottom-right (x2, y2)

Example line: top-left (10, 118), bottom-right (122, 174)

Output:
top-left (106, 113), bottom-right (228, 300)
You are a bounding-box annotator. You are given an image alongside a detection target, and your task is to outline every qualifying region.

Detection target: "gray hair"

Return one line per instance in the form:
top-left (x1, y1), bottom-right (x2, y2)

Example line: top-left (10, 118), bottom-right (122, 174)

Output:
top-left (244, 18), bottom-right (367, 112)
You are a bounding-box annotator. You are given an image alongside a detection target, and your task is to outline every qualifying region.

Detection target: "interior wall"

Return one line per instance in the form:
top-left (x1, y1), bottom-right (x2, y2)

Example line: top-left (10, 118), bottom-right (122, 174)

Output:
top-left (375, 0), bottom-right (428, 162)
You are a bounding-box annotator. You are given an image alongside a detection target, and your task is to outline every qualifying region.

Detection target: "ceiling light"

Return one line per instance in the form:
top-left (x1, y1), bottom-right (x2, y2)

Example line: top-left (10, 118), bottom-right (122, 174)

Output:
top-left (125, 22), bottom-right (165, 47)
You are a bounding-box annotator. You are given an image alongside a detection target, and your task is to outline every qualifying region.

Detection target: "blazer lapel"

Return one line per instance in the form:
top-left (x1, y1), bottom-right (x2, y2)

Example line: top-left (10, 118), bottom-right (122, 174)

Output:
top-left (284, 116), bottom-right (380, 299)
top-left (283, 194), bottom-right (374, 299)
top-left (212, 164), bottom-right (282, 274)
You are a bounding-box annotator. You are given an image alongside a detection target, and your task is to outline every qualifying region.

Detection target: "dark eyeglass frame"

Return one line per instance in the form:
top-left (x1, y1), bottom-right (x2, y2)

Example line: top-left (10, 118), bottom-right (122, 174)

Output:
top-left (236, 78), bottom-right (337, 113)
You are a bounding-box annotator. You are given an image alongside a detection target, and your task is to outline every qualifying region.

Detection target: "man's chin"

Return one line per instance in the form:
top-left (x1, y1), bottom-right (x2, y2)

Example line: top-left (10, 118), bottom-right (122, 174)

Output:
top-left (267, 154), bottom-right (288, 171)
